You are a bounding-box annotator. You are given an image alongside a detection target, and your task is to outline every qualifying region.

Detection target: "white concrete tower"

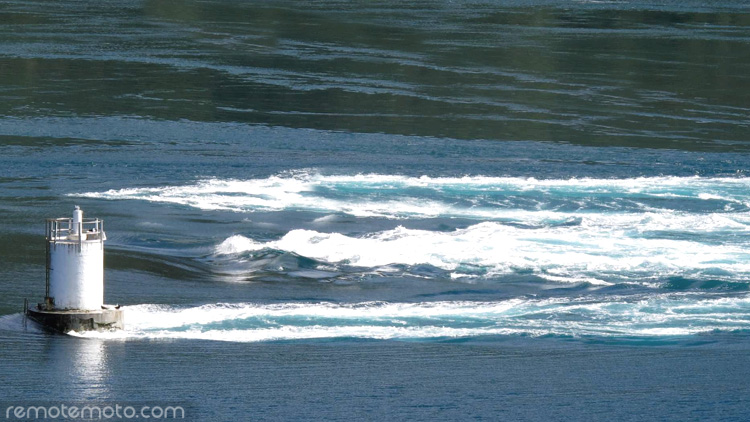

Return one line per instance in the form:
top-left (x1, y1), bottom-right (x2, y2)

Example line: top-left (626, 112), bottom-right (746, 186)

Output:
top-left (45, 206), bottom-right (106, 310)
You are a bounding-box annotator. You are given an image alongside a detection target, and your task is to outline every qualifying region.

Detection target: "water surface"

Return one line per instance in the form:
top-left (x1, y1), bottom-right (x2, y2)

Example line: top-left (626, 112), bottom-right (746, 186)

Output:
top-left (2, 1), bottom-right (750, 420)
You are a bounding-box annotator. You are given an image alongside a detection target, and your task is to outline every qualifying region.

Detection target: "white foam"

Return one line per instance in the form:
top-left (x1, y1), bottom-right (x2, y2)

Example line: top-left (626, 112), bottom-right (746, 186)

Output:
top-left (70, 294), bottom-right (750, 342)
top-left (72, 325), bottom-right (532, 342)
top-left (72, 173), bottom-right (750, 220)
top-left (216, 234), bottom-right (264, 254)
top-left (215, 221), bottom-right (750, 283)
top-left (74, 173), bottom-right (750, 283)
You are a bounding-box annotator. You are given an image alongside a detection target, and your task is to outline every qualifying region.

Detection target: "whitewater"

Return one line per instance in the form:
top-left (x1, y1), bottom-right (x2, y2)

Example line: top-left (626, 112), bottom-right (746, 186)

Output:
top-left (76, 173), bottom-right (750, 286)
top-left (48, 293), bottom-right (748, 342)
top-left (77, 172), bottom-right (750, 218)
top-left (44, 172), bottom-right (750, 343)
top-left (4, 1), bottom-right (750, 419)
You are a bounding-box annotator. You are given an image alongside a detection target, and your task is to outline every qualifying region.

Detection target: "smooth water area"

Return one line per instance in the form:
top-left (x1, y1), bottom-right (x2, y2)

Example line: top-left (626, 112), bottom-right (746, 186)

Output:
top-left (2, 0), bottom-right (750, 420)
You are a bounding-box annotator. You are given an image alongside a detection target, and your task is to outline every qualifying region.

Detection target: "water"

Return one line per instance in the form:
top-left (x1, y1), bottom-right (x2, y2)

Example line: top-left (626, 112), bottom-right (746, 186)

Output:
top-left (2, 0), bottom-right (750, 420)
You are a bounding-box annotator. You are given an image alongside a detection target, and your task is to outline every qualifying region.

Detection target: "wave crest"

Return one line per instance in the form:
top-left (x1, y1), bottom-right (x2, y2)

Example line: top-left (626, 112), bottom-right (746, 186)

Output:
top-left (213, 221), bottom-right (750, 284)
top-left (70, 295), bottom-right (750, 342)
top-left (72, 173), bottom-right (750, 219)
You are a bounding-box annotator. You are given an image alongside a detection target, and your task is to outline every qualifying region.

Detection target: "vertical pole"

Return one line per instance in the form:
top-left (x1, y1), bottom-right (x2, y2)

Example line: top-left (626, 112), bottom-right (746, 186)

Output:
top-left (45, 220), bottom-right (50, 301)
top-left (23, 298), bottom-right (28, 330)
top-left (100, 219), bottom-right (105, 302)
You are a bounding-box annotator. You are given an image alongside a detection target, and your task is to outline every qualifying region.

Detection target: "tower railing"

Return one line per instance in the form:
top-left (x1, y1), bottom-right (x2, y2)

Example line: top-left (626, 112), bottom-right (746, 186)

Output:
top-left (46, 218), bottom-right (105, 243)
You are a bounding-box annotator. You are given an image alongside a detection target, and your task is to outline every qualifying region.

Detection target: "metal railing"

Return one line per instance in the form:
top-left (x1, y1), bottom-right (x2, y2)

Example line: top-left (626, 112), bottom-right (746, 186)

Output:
top-left (46, 217), bottom-right (105, 243)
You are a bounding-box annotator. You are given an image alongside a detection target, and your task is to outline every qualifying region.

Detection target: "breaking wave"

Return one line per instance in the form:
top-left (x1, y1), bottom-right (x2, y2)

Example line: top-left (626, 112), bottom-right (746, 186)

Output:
top-left (70, 294), bottom-right (750, 342)
top-left (213, 221), bottom-right (750, 284)
top-left (74, 173), bottom-right (750, 284)
top-left (73, 173), bottom-right (750, 219)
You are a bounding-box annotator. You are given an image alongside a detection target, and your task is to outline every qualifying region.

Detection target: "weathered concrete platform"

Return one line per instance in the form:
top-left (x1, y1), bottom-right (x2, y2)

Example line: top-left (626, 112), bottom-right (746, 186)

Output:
top-left (27, 306), bottom-right (124, 333)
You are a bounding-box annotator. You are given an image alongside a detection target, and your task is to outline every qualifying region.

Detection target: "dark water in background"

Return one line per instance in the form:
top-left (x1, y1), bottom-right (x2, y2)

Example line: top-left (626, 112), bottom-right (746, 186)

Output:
top-left (2, 0), bottom-right (750, 420)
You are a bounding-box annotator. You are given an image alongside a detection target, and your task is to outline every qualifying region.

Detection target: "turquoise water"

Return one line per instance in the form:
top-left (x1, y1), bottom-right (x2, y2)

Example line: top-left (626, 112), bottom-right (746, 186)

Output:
top-left (2, 0), bottom-right (750, 420)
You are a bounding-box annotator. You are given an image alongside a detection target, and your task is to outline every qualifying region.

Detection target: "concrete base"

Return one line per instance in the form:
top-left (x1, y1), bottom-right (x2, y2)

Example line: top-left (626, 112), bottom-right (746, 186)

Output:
top-left (27, 306), bottom-right (124, 333)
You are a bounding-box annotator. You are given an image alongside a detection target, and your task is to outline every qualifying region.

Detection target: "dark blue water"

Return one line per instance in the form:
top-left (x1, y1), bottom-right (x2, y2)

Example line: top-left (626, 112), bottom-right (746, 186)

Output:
top-left (2, 0), bottom-right (750, 420)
